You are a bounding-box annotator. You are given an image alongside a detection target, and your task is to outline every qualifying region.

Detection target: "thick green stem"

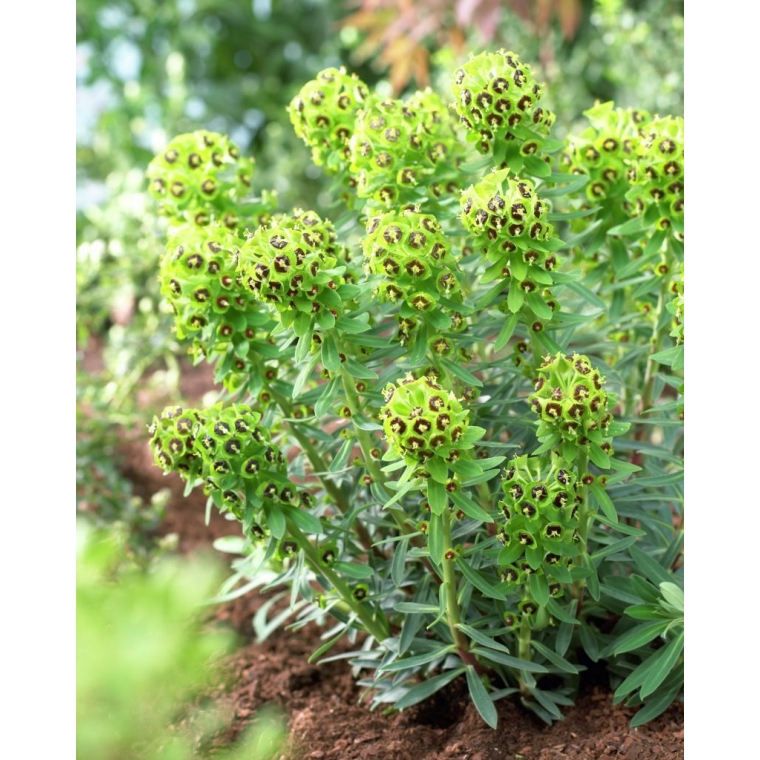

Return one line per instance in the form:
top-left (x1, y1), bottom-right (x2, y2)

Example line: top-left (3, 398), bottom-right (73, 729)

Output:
top-left (636, 277), bottom-right (670, 439)
top-left (517, 613), bottom-right (532, 697)
top-left (441, 506), bottom-right (469, 654)
top-left (572, 449), bottom-right (591, 609)
top-left (285, 517), bottom-right (390, 642)
top-left (271, 389), bottom-right (382, 558)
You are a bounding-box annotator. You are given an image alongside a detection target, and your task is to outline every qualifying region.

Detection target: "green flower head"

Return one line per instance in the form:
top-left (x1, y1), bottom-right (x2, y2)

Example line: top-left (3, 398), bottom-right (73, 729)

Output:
top-left (380, 374), bottom-right (470, 463)
top-left (350, 93), bottom-right (460, 207)
top-left (194, 403), bottom-right (291, 510)
top-left (148, 406), bottom-right (205, 481)
top-left (561, 101), bottom-right (652, 203)
top-left (452, 50), bottom-right (555, 156)
top-left (529, 353), bottom-right (614, 449)
top-left (146, 131), bottom-right (253, 224)
top-left (362, 207), bottom-right (461, 310)
top-left (288, 67), bottom-right (370, 170)
top-left (238, 209), bottom-right (347, 325)
top-left (627, 116), bottom-right (684, 237)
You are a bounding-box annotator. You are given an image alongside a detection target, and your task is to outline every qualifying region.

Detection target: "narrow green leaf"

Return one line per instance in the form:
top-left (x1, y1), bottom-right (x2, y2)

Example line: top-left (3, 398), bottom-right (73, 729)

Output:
top-left (394, 602), bottom-right (439, 614)
top-left (321, 333), bottom-right (341, 372)
top-left (332, 561), bottom-right (375, 580)
top-left (450, 490), bottom-right (493, 522)
top-left (427, 478), bottom-right (447, 515)
top-left (630, 546), bottom-right (673, 587)
top-left (456, 623), bottom-right (511, 654)
top-left (428, 512), bottom-right (443, 564)
top-left (395, 668), bottom-right (466, 710)
top-left (328, 437), bottom-right (355, 472)
top-left (466, 667), bottom-right (498, 728)
top-left (456, 558), bottom-right (506, 600)
top-left (426, 456), bottom-right (449, 484)
top-left (612, 620), bottom-right (669, 655)
top-left (531, 640), bottom-right (579, 674)
top-left (379, 644), bottom-right (456, 672)
top-left (589, 482), bottom-right (617, 523)
top-left (440, 358), bottom-right (483, 387)
top-left (630, 682), bottom-right (682, 727)
top-left (391, 538), bottom-right (409, 587)
top-left (529, 572), bottom-right (550, 607)
top-left (494, 312), bottom-right (520, 351)
top-left (309, 629), bottom-right (348, 663)
top-left (640, 632), bottom-right (684, 699)
top-left (470, 646), bottom-right (548, 673)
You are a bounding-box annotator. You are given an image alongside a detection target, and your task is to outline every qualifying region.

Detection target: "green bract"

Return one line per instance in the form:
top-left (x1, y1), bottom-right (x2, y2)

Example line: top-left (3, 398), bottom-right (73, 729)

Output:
top-left (452, 50), bottom-right (555, 161)
top-left (238, 209), bottom-right (348, 329)
top-left (561, 102), bottom-right (651, 203)
top-left (529, 353), bottom-right (613, 452)
top-left (145, 131), bottom-right (253, 225)
top-left (148, 406), bottom-right (205, 481)
top-left (498, 456), bottom-right (580, 589)
top-left (380, 374), bottom-right (470, 464)
top-left (195, 403), bottom-right (291, 516)
top-left (627, 116), bottom-right (684, 236)
top-left (288, 67), bottom-right (370, 170)
top-left (349, 94), bottom-right (459, 207)
top-left (362, 207), bottom-right (462, 314)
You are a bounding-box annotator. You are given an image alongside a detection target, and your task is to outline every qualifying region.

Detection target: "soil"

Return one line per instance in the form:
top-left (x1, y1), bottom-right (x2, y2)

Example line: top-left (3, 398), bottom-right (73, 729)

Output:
top-left (95, 347), bottom-right (684, 760)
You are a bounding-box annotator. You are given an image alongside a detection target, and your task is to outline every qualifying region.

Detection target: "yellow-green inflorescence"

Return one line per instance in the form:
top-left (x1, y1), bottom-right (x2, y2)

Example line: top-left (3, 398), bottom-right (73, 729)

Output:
top-left (349, 90), bottom-right (462, 207)
top-left (529, 353), bottom-right (616, 459)
top-left (288, 66), bottom-right (370, 171)
top-left (238, 209), bottom-right (349, 331)
top-left (149, 403), bottom-right (294, 525)
top-left (627, 116), bottom-right (684, 237)
top-left (561, 101), bottom-right (652, 204)
top-left (460, 169), bottom-right (561, 312)
top-left (146, 130), bottom-right (253, 226)
top-left (158, 223), bottom-right (273, 392)
top-left (361, 206), bottom-right (463, 320)
top-left (451, 50), bottom-right (556, 167)
top-left (380, 374), bottom-right (470, 465)
top-left (497, 455), bottom-right (580, 601)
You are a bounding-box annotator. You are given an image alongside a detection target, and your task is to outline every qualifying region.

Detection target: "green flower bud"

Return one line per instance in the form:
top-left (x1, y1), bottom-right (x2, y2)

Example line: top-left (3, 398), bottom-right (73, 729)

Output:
top-left (362, 207), bottom-right (462, 313)
top-left (238, 209), bottom-right (347, 325)
top-left (529, 353), bottom-right (614, 447)
top-left (146, 131), bottom-right (253, 224)
top-left (380, 374), bottom-right (470, 463)
top-left (288, 67), bottom-right (370, 170)
top-left (148, 406), bottom-right (205, 480)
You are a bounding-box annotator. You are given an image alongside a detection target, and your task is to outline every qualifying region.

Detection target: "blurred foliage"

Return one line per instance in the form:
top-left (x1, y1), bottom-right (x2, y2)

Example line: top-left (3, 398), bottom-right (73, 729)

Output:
top-left (76, 521), bottom-right (288, 759)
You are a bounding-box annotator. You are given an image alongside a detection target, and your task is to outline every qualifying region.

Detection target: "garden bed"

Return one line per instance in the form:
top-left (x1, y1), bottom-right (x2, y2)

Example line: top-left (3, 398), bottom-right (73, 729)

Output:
top-left (120, 426), bottom-right (684, 760)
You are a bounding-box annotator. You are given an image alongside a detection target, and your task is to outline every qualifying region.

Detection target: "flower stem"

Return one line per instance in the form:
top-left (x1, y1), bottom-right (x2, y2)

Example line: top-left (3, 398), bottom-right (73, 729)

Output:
top-left (441, 505), bottom-right (469, 654)
top-left (284, 516), bottom-right (390, 642)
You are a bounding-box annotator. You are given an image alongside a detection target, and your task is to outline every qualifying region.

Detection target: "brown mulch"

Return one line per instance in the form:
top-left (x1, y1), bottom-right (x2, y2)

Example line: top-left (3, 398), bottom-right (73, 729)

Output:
top-left (92, 343), bottom-right (684, 760)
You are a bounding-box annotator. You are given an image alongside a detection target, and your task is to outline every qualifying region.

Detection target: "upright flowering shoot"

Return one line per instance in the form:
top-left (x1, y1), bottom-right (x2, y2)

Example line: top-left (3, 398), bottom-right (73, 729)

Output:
top-left (159, 223), bottom-right (272, 392)
top-left (497, 456), bottom-right (580, 607)
top-left (627, 116), bottom-right (684, 240)
top-left (349, 92), bottom-right (460, 208)
top-left (361, 207), bottom-right (464, 342)
top-left (146, 131), bottom-right (254, 227)
top-left (452, 50), bottom-right (556, 173)
top-left (288, 67), bottom-right (369, 171)
top-left (529, 352), bottom-right (620, 467)
top-left (381, 374), bottom-right (470, 466)
top-left (460, 169), bottom-right (562, 317)
top-left (238, 209), bottom-right (350, 334)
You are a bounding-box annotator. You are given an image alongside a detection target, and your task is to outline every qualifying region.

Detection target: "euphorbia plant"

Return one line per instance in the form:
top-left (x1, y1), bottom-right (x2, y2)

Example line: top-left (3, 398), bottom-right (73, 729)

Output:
top-left (143, 50), bottom-right (683, 727)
